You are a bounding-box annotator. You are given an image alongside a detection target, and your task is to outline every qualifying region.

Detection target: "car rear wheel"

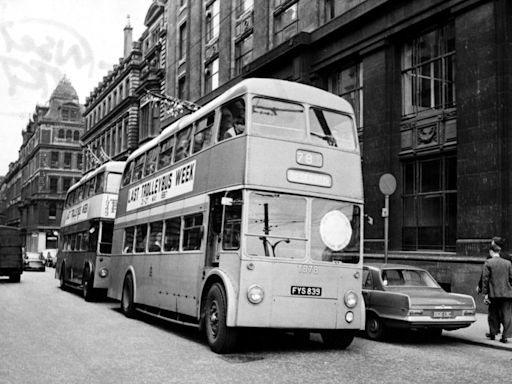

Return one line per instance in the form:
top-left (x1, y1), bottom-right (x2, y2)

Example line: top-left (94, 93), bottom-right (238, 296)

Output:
top-left (83, 265), bottom-right (95, 302)
top-left (121, 273), bottom-right (137, 318)
top-left (365, 313), bottom-right (385, 340)
top-left (204, 283), bottom-right (238, 354)
top-left (321, 330), bottom-right (356, 349)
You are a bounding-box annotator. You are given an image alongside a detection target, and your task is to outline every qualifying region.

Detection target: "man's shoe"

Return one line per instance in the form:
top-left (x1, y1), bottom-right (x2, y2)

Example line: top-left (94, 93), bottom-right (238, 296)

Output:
top-left (486, 333), bottom-right (495, 340)
top-left (500, 338), bottom-right (508, 343)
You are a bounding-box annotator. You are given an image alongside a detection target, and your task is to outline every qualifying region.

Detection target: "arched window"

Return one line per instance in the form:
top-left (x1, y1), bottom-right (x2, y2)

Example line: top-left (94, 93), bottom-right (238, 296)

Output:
top-left (66, 130), bottom-right (72, 141)
top-left (58, 129), bottom-right (65, 139)
top-left (73, 131), bottom-right (80, 141)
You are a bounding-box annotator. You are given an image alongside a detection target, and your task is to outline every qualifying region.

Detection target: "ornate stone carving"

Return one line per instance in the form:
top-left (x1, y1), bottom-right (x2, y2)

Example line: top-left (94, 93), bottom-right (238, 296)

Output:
top-left (417, 125), bottom-right (437, 145)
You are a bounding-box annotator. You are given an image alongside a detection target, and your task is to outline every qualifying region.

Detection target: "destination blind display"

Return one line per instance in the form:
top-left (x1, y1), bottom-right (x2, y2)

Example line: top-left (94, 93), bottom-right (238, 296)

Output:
top-left (126, 160), bottom-right (196, 211)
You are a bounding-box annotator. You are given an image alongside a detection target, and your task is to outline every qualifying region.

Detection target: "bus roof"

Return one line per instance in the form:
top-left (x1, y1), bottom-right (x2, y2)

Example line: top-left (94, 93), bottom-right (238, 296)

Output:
top-left (68, 161), bottom-right (125, 194)
top-left (127, 78), bottom-right (354, 162)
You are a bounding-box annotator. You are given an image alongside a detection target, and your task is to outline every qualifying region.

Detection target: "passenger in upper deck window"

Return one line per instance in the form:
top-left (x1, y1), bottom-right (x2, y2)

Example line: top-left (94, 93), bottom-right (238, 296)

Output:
top-left (231, 100), bottom-right (245, 133)
top-left (193, 131), bottom-right (205, 152)
top-left (175, 137), bottom-right (190, 161)
top-left (219, 107), bottom-right (234, 140)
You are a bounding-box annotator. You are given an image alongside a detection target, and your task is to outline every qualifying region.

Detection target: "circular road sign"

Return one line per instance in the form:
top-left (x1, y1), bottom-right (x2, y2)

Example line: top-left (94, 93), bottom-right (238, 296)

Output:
top-left (379, 173), bottom-right (397, 196)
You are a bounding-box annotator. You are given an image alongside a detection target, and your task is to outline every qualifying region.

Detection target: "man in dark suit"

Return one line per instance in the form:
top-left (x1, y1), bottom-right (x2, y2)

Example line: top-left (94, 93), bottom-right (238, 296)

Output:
top-left (482, 242), bottom-right (512, 343)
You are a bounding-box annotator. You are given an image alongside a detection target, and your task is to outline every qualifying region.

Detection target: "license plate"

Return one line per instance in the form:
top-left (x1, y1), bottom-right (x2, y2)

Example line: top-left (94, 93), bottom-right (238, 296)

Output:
top-left (432, 311), bottom-right (453, 318)
top-left (290, 286), bottom-right (322, 296)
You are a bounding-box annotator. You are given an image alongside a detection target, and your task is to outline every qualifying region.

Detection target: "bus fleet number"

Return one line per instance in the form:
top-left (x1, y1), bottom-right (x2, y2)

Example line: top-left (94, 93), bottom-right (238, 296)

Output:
top-left (297, 265), bottom-right (319, 274)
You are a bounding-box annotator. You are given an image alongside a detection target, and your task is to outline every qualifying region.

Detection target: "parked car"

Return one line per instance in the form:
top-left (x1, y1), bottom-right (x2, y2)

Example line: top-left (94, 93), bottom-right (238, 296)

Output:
top-left (40, 249), bottom-right (58, 267)
top-left (23, 251), bottom-right (46, 272)
top-left (362, 263), bottom-right (476, 340)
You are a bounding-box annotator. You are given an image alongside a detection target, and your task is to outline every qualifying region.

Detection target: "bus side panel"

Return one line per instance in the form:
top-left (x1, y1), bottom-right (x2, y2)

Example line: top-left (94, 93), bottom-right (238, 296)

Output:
top-left (144, 253), bottom-right (178, 311)
top-left (176, 252), bottom-right (203, 317)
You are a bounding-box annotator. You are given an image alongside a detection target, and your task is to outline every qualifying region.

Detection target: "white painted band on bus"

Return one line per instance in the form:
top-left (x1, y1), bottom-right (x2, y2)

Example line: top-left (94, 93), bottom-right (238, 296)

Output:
top-left (115, 194), bottom-right (208, 226)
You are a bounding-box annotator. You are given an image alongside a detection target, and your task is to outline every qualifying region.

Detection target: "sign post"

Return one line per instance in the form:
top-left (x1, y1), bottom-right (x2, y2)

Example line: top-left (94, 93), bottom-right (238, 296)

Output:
top-left (379, 173), bottom-right (396, 264)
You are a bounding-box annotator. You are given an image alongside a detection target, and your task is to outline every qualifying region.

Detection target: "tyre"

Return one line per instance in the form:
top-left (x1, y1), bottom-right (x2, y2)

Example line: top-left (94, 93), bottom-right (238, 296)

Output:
top-left (204, 283), bottom-right (238, 354)
top-left (365, 313), bottom-right (385, 341)
top-left (321, 330), bottom-right (356, 349)
top-left (83, 266), bottom-right (95, 302)
top-left (121, 273), bottom-right (137, 318)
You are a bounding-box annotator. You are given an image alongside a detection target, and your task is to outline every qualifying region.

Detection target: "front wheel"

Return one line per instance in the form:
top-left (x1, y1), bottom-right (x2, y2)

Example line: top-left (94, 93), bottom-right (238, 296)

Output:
top-left (204, 283), bottom-right (238, 354)
top-left (121, 273), bottom-right (137, 318)
top-left (321, 330), bottom-right (356, 349)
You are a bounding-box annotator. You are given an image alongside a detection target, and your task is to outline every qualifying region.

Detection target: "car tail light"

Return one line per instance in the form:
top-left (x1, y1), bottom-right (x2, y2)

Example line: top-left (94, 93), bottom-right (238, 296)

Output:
top-left (463, 309), bottom-right (475, 316)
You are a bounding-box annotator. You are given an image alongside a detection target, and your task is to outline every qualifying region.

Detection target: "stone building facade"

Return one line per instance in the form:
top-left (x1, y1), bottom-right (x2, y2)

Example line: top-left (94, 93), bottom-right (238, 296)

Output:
top-left (81, 1), bottom-right (168, 172)
top-left (12, 77), bottom-right (84, 252)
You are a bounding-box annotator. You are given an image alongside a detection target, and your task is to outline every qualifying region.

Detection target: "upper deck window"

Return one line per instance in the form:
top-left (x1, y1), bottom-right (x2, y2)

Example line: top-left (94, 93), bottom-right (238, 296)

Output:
top-left (174, 127), bottom-right (192, 162)
top-left (122, 162), bottom-right (134, 187)
top-left (144, 147), bottom-right (159, 176)
top-left (309, 108), bottom-right (357, 150)
top-left (218, 99), bottom-right (245, 141)
top-left (158, 137), bottom-right (174, 170)
top-left (95, 172), bottom-right (105, 193)
top-left (106, 172), bottom-right (122, 193)
top-left (132, 155), bottom-right (145, 182)
top-left (193, 113), bottom-right (215, 153)
top-left (251, 97), bottom-right (305, 141)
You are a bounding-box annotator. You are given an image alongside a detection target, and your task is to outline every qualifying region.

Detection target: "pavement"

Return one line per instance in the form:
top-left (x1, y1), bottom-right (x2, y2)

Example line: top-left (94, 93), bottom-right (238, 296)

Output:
top-left (442, 312), bottom-right (512, 351)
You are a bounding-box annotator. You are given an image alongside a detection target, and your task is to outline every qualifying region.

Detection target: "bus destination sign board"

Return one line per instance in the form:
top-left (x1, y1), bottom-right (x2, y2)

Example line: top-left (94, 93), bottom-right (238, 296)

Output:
top-left (127, 160), bottom-right (196, 211)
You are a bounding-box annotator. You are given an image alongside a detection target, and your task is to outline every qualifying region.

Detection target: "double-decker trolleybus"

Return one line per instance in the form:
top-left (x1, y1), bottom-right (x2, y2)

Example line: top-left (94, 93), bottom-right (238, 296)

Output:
top-left (56, 161), bottom-right (125, 301)
top-left (108, 78), bottom-right (364, 353)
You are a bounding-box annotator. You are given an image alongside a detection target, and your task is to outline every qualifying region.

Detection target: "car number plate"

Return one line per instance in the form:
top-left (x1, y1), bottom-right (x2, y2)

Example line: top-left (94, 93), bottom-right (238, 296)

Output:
top-left (432, 311), bottom-right (453, 318)
top-left (290, 286), bottom-right (322, 296)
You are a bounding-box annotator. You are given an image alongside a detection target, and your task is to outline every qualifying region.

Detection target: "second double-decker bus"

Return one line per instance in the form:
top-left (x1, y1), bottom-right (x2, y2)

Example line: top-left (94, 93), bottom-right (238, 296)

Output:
top-left (108, 78), bottom-right (364, 353)
top-left (56, 161), bottom-right (125, 301)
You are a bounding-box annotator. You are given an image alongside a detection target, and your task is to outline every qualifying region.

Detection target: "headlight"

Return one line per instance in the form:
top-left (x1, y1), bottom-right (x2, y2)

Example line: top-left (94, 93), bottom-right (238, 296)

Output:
top-left (344, 291), bottom-right (358, 308)
top-left (247, 284), bottom-right (264, 304)
top-left (99, 268), bottom-right (109, 278)
top-left (345, 311), bottom-right (354, 323)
